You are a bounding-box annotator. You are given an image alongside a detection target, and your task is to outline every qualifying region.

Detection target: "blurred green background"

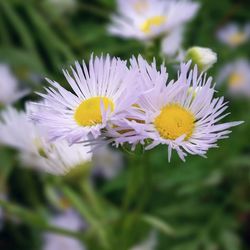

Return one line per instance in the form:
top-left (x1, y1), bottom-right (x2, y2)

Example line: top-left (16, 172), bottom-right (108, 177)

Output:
top-left (0, 0), bottom-right (250, 249)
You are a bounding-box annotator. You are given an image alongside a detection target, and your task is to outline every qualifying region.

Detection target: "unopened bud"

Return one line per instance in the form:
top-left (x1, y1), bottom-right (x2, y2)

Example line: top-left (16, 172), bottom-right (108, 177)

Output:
top-left (185, 46), bottom-right (217, 71)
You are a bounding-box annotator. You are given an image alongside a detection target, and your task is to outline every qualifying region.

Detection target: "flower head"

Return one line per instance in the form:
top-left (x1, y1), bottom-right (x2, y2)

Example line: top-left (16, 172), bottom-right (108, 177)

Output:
top-left (107, 58), bottom-right (242, 161)
top-left (0, 64), bottom-right (29, 105)
top-left (31, 55), bottom-right (139, 144)
top-left (217, 23), bottom-right (250, 47)
top-left (217, 59), bottom-right (250, 97)
top-left (0, 105), bottom-right (92, 175)
top-left (108, 0), bottom-right (199, 41)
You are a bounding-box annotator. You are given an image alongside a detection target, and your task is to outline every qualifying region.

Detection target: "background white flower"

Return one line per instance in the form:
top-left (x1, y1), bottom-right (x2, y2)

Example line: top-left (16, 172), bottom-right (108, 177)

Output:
top-left (217, 59), bottom-right (250, 97)
top-left (108, 0), bottom-right (199, 41)
top-left (0, 106), bottom-right (92, 175)
top-left (217, 23), bottom-right (250, 47)
top-left (0, 64), bottom-right (29, 105)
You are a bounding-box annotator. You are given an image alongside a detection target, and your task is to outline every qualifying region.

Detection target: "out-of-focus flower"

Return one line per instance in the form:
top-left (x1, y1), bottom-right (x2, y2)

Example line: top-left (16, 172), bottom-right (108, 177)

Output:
top-left (44, 210), bottom-right (86, 250)
top-left (161, 27), bottom-right (184, 61)
top-left (108, 0), bottom-right (199, 41)
top-left (31, 55), bottom-right (139, 144)
top-left (185, 46), bottom-right (217, 71)
top-left (0, 106), bottom-right (92, 175)
top-left (0, 64), bottom-right (29, 106)
top-left (217, 59), bottom-right (250, 97)
top-left (130, 231), bottom-right (157, 250)
top-left (92, 146), bottom-right (123, 179)
top-left (217, 23), bottom-right (250, 47)
top-left (108, 58), bottom-right (243, 161)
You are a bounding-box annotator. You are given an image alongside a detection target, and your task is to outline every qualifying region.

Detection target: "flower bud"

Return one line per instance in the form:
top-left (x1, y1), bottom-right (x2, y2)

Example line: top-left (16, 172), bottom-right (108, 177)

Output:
top-left (185, 46), bottom-right (217, 71)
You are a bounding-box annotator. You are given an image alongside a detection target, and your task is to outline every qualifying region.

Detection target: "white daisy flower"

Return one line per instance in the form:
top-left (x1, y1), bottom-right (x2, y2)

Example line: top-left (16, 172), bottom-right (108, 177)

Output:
top-left (0, 64), bottom-right (29, 106)
top-left (44, 209), bottom-right (86, 250)
top-left (108, 59), bottom-right (243, 161)
top-left (108, 0), bottom-right (199, 41)
top-left (217, 23), bottom-right (250, 47)
top-left (0, 106), bottom-right (92, 175)
top-left (217, 59), bottom-right (250, 97)
top-left (161, 27), bottom-right (184, 61)
top-left (31, 55), bottom-right (139, 144)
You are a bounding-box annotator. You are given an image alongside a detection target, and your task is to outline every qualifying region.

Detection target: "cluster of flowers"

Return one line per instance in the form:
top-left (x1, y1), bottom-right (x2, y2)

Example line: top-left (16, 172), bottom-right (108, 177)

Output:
top-left (216, 23), bottom-right (250, 97)
top-left (26, 54), bottom-right (242, 167)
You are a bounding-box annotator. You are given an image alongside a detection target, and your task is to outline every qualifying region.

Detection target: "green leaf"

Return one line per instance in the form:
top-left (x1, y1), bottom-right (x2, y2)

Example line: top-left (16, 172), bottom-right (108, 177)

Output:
top-left (141, 214), bottom-right (175, 236)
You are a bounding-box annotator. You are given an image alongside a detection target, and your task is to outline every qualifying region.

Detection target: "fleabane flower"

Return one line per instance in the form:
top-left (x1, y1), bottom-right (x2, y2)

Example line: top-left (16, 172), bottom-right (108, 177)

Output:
top-left (44, 210), bottom-right (86, 250)
top-left (0, 106), bottom-right (92, 175)
top-left (0, 64), bottom-right (29, 106)
top-left (108, 0), bottom-right (199, 41)
top-left (217, 23), bottom-right (250, 47)
top-left (217, 59), bottom-right (250, 97)
top-left (31, 55), bottom-right (139, 144)
top-left (108, 59), bottom-right (243, 161)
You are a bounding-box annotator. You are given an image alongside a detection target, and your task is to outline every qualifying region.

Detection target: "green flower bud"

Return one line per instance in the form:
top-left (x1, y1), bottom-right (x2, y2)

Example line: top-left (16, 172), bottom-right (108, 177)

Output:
top-left (185, 46), bottom-right (217, 72)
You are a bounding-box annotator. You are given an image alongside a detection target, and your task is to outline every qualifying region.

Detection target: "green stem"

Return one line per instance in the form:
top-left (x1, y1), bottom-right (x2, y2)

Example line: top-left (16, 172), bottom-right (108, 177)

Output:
top-left (0, 199), bottom-right (84, 241)
top-left (80, 180), bottom-right (104, 218)
top-left (78, 3), bottom-right (110, 19)
top-left (61, 185), bottom-right (111, 250)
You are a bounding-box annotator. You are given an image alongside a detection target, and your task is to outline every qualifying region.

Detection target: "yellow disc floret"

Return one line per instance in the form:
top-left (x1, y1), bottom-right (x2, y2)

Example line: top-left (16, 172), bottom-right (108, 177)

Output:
top-left (74, 97), bottom-right (114, 126)
top-left (154, 104), bottom-right (195, 140)
top-left (228, 32), bottom-right (247, 46)
top-left (228, 72), bottom-right (244, 87)
top-left (140, 16), bottom-right (166, 34)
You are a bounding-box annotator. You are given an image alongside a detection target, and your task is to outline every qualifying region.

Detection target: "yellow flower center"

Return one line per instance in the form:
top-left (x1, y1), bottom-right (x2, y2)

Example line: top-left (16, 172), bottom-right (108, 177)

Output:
top-left (154, 104), bottom-right (195, 140)
top-left (140, 16), bottom-right (166, 34)
top-left (228, 73), bottom-right (244, 87)
top-left (134, 0), bottom-right (148, 13)
top-left (74, 97), bottom-right (114, 126)
top-left (228, 32), bottom-right (247, 46)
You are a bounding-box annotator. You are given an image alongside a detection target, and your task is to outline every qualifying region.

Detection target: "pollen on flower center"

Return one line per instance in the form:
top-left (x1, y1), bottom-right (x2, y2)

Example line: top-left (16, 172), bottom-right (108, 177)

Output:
top-left (140, 16), bottom-right (166, 34)
top-left (154, 104), bottom-right (195, 140)
top-left (228, 72), bottom-right (244, 87)
top-left (74, 97), bottom-right (114, 126)
top-left (229, 32), bottom-right (247, 46)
